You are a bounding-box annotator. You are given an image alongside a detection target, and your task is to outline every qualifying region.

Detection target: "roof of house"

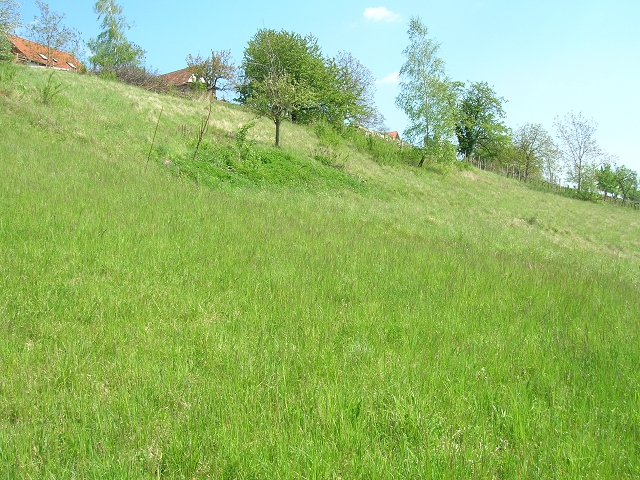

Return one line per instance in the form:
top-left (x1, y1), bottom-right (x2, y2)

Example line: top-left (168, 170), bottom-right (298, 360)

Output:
top-left (7, 34), bottom-right (82, 71)
top-left (386, 131), bottom-right (400, 140)
top-left (159, 68), bottom-right (196, 86)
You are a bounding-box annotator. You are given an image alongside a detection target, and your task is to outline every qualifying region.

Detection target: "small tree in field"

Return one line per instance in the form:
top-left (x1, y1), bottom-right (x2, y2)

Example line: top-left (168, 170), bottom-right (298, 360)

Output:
top-left (246, 70), bottom-right (310, 147)
top-left (185, 49), bottom-right (237, 99)
top-left (26, 0), bottom-right (79, 68)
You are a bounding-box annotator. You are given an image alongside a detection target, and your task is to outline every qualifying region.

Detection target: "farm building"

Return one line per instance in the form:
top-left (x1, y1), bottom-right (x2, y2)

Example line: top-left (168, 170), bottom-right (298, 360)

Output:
top-left (5, 34), bottom-right (83, 72)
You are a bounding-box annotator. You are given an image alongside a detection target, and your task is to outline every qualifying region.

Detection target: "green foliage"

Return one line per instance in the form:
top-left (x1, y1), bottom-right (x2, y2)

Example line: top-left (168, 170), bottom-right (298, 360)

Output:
top-left (245, 70), bottom-right (310, 146)
top-left (395, 16), bottom-right (459, 151)
top-left (185, 49), bottom-right (236, 99)
top-left (0, 60), bottom-right (16, 81)
top-left (455, 81), bottom-right (509, 162)
top-left (342, 126), bottom-right (424, 166)
top-left (0, 31), bottom-right (13, 62)
top-left (0, 0), bottom-right (21, 62)
top-left (510, 123), bottom-right (559, 182)
top-left (239, 29), bottom-right (323, 117)
top-left (239, 29), bottom-right (381, 131)
top-left (38, 70), bottom-right (65, 104)
top-left (314, 119), bottom-right (342, 147)
top-left (614, 165), bottom-right (638, 204)
top-left (88, 0), bottom-right (145, 71)
top-left (596, 163), bottom-right (618, 200)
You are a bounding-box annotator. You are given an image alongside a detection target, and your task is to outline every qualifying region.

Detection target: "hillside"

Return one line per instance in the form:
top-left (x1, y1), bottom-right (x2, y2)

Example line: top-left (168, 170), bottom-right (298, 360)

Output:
top-left (1, 65), bottom-right (639, 478)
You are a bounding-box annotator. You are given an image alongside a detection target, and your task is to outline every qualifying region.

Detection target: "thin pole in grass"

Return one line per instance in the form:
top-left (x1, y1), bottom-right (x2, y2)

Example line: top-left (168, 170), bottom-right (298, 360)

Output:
top-left (146, 106), bottom-right (164, 171)
top-left (193, 96), bottom-right (213, 161)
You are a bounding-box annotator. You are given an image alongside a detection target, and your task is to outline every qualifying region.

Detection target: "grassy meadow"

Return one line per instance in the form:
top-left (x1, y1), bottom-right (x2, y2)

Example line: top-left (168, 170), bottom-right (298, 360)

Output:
top-left (1, 64), bottom-right (639, 478)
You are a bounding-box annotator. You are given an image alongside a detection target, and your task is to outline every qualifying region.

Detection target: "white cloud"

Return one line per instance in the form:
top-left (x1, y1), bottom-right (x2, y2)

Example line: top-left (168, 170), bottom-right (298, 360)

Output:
top-left (376, 72), bottom-right (400, 85)
top-left (363, 7), bottom-right (401, 23)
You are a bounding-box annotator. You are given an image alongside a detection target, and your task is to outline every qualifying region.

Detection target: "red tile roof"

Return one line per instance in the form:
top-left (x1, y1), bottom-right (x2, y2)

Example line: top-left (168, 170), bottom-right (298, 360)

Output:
top-left (159, 68), bottom-right (195, 86)
top-left (386, 131), bottom-right (400, 140)
top-left (6, 34), bottom-right (83, 71)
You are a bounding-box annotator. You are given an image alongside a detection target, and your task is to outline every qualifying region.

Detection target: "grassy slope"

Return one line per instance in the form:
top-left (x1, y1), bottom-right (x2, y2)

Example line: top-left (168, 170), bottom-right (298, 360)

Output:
top-left (1, 65), bottom-right (639, 478)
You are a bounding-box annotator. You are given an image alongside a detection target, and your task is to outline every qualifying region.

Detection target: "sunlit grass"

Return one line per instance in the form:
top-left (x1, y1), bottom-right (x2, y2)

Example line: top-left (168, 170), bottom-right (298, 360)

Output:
top-left (1, 65), bottom-right (639, 478)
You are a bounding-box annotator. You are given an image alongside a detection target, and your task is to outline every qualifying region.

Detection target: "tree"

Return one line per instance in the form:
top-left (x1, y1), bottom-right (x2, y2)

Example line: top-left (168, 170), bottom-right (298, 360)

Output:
top-left (88, 0), bottom-right (145, 71)
top-left (0, 0), bottom-right (20, 62)
top-left (185, 49), bottom-right (237, 99)
top-left (245, 70), bottom-right (310, 147)
top-left (554, 112), bottom-right (603, 192)
top-left (26, 0), bottom-right (79, 68)
top-left (596, 164), bottom-right (618, 201)
top-left (455, 81), bottom-right (508, 163)
top-left (322, 51), bottom-right (384, 129)
top-left (239, 29), bottom-right (324, 121)
top-left (614, 165), bottom-right (638, 205)
top-left (395, 16), bottom-right (459, 160)
top-left (240, 28), bottom-right (383, 133)
top-left (511, 123), bottom-right (558, 182)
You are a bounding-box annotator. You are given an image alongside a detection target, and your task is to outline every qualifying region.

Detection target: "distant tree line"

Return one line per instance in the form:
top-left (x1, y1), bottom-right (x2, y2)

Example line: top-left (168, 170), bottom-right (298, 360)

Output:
top-left (394, 16), bottom-right (638, 204)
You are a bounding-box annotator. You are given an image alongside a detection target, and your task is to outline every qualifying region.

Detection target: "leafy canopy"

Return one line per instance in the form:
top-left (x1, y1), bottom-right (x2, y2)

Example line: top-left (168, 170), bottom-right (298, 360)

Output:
top-left (455, 82), bottom-right (508, 162)
top-left (185, 49), bottom-right (237, 99)
top-left (0, 0), bottom-right (20, 62)
top-left (239, 28), bottom-right (382, 134)
top-left (88, 0), bottom-right (145, 71)
top-left (396, 16), bottom-right (459, 152)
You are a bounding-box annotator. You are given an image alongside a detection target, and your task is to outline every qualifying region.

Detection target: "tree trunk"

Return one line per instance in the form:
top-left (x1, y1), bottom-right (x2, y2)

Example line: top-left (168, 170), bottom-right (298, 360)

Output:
top-left (275, 119), bottom-right (281, 147)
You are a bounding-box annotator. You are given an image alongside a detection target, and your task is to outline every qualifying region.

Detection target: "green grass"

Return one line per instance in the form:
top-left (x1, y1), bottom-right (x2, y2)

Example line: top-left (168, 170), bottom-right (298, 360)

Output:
top-left (1, 65), bottom-right (639, 478)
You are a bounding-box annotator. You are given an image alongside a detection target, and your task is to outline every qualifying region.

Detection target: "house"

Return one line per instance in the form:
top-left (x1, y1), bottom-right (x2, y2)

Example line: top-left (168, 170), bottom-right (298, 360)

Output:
top-left (158, 68), bottom-right (202, 93)
top-left (386, 131), bottom-right (401, 141)
top-left (6, 34), bottom-right (83, 72)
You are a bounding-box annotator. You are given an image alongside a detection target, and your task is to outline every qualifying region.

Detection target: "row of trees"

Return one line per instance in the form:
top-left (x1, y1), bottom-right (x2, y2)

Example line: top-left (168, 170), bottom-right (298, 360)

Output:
top-left (395, 16), bottom-right (638, 201)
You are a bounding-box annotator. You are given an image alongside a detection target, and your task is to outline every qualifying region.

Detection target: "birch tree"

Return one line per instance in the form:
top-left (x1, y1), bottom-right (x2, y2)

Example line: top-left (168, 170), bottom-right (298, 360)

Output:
top-left (395, 16), bottom-right (459, 162)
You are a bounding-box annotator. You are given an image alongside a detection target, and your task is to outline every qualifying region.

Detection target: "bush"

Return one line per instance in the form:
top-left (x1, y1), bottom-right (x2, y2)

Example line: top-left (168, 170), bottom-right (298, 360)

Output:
top-left (97, 66), bottom-right (170, 93)
top-left (342, 125), bottom-right (423, 166)
top-left (38, 71), bottom-right (66, 104)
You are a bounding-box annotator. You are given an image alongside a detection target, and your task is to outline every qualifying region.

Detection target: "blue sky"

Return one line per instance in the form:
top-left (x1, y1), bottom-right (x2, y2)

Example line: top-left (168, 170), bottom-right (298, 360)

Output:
top-left (16, 0), bottom-right (640, 173)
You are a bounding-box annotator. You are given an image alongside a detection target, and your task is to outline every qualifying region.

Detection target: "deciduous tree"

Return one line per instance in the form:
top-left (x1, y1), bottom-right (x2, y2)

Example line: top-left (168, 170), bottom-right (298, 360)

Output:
top-left (512, 123), bottom-right (558, 182)
top-left (240, 28), bottom-right (383, 132)
top-left (239, 29), bottom-right (324, 122)
top-left (323, 51), bottom-right (384, 129)
top-left (455, 81), bottom-right (508, 163)
top-left (596, 164), bottom-right (617, 201)
top-left (88, 0), bottom-right (145, 72)
top-left (614, 165), bottom-right (638, 205)
top-left (185, 49), bottom-right (237, 99)
top-left (554, 112), bottom-right (603, 192)
top-left (245, 69), bottom-right (310, 147)
top-left (395, 16), bottom-right (459, 161)
top-left (26, 0), bottom-right (79, 68)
